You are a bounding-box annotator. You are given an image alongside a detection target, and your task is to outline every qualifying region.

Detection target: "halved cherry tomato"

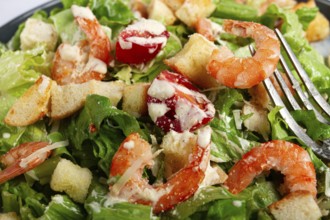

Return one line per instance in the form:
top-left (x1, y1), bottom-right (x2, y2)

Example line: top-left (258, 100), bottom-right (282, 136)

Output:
top-left (115, 19), bottom-right (170, 64)
top-left (147, 70), bottom-right (215, 132)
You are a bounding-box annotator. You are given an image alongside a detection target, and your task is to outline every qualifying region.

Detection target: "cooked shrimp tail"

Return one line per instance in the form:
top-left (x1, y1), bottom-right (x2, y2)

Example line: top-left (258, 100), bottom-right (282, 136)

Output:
top-left (224, 140), bottom-right (317, 197)
top-left (109, 126), bottom-right (212, 214)
top-left (207, 19), bottom-right (280, 89)
top-left (51, 5), bottom-right (111, 85)
top-left (0, 141), bottom-right (68, 184)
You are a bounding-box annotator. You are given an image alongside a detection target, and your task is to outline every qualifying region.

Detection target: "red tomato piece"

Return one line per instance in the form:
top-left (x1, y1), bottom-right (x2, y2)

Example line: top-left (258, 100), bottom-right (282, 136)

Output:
top-left (147, 70), bottom-right (215, 132)
top-left (116, 19), bottom-right (170, 64)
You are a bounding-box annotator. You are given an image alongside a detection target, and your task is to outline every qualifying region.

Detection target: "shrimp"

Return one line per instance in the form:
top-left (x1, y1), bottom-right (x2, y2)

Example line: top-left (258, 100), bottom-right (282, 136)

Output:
top-left (224, 140), bottom-right (317, 197)
top-left (0, 142), bottom-right (50, 184)
top-left (109, 126), bottom-right (211, 214)
top-left (206, 19), bottom-right (281, 89)
top-left (195, 18), bottom-right (216, 42)
top-left (51, 5), bottom-right (111, 85)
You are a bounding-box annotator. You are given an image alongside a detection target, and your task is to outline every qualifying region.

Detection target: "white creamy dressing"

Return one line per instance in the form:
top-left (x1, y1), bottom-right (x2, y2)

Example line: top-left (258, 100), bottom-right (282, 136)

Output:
top-left (197, 126), bottom-right (212, 148)
top-left (147, 78), bottom-right (215, 129)
top-left (123, 140), bottom-right (135, 150)
top-left (148, 102), bottom-right (170, 122)
top-left (83, 56), bottom-right (107, 74)
top-left (126, 18), bottom-right (166, 35)
top-left (118, 19), bottom-right (167, 50)
top-left (147, 79), bottom-right (175, 100)
top-left (38, 75), bottom-right (51, 94)
top-left (2, 132), bottom-right (10, 139)
top-left (71, 5), bottom-right (95, 20)
top-left (59, 44), bottom-right (81, 62)
top-left (125, 36), bottom-right (168, 47)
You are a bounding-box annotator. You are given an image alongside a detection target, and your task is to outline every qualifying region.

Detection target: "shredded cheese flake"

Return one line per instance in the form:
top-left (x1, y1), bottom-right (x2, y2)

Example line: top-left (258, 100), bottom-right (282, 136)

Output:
top-left (19, 141), bottom-right (69, 168)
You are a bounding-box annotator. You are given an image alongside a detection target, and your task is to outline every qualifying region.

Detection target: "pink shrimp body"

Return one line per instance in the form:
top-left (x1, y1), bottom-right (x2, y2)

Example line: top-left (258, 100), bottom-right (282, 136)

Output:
top-left (224, 140), bottom-right (317, 197)
top-left (0, 142), bottom-right (50, 184)
top-left (51, 5), bottom-right (111, 85)
top-left (109, 127), bottom-right (211, 214)
top-left (207, 19), bottom-right (280, 89)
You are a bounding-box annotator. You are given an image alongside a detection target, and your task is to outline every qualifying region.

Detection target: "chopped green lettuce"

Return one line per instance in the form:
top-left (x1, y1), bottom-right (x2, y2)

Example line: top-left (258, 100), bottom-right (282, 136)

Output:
top-left (60, 94), bottom-right (147, 175)
top-left (40, 194), bottom-right (85, 220)
top-left (261, 4), bottom-right (330, 90)
top-left (212, 0), bottom-right (259, 22)
top-left (165, 182), bottom-right (278, 219)
top-left (85, 180), bottom-right (158, 220)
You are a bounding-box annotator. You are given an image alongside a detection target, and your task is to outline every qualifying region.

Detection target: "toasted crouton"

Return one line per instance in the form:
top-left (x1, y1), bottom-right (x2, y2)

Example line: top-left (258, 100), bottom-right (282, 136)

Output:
top-left (162, 0), bottom-right (185, 11)
top-left (50, 158), bottom-right (92, 203)
top-left (50, 80), bottom-right (125, 120)
top-left (294, 0), bottom-right (330, 42)
top-left (122, 82), bottom-right (150, 117)
top-left (269, 191), bottom-right (322, 220)
top-left (305, 12), bottom-right (330, 42)
top-left (0, 212), bottom-right (20, 220)
top-left (4, 75), bottom-right (53, 127)
top-left (165, 33), bottom-right (220, 88)
top-left (148, 0), bottom-right (177, 25)
top-left (242, 102), bottom-right (270, 140)
top-left (160, 130), bottom-right (227, 186)
top-left (20, 18), bottom-right (58, 51)
top-left (175, 0), bottom-right (216, 27)
top-left (161, 130), bottom-right (196, 178)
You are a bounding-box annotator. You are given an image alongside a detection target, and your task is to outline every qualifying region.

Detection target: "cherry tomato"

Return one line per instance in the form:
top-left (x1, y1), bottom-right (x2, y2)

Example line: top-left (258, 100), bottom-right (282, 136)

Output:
top-left (116, 19), bottom-right (170, 64)
top-left (147, 70), bottom-right (215, 132)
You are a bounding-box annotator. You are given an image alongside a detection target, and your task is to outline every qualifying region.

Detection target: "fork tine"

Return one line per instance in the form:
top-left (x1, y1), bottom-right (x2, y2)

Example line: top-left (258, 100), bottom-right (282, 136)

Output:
top-left (275, 29), bottom-right (330, 118)
top-left (273, 68), bottom-right (301, 110)
top-left (263, 78), bottom-right (330, 160)
top-left (248, 45), bottom-right (330, 160)
top-left (277, 53), bottom-right (330, 124)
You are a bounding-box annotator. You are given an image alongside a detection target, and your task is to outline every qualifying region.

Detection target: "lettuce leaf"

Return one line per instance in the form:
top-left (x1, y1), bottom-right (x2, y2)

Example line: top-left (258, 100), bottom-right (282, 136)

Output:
top-left (0, 47), bottom-right (52, 121)
top-left (89, 0), bottom-right (135, 37)
top-left (295, 6), bottom-right (318, 30)
top-left (1, 182), bottom-right (48, 219)
top-left (211, 0), bottom-right (259, 22)
top-left (50, 9), bottom-right (85, 44)
top-left (261, 4), bottom-right (330, 90)
top-left (0, 121), bottom-right (48, 154)
top-left (291, 110), bottom-right (330, 141)
top-left (164, 182), bottom-right (278, 219)
top-left (40, 194), bottom-right (85, 220)
top-left (85, 180), bottom-right (158, 220)
top-left (60, 94), bottom-right (146, 175)
top-left (210, 88), bottom-right (255, 162)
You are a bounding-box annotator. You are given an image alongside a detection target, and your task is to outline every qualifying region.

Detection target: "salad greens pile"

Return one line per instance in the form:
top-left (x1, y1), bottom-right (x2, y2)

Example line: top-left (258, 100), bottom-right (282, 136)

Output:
top-left (0, 0), bottom-right (330, 219)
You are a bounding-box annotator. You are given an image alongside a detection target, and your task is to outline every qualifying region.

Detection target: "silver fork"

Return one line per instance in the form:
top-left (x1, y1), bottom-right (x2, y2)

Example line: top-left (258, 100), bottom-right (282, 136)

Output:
top-left (249, 29), bottom-right (330, 160)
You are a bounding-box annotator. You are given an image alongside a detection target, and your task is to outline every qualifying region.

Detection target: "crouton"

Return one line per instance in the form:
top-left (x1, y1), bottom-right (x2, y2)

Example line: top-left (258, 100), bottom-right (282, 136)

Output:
top-left (269, 191), bottom-right (322, 220)
top-left (242, 102), bottom-right (270, 140)
top-left (294, 0), bottom-right (330, 42)
top-left (20, 18), bottom-right (58, 51)
top-left (165, 33), bottom-right (220, 89)
top-left (175, 0), bottom-right (216, 27)
top-left (160, 130), bottom-right (196, 178)
top-left (200, 163), bottom-right (228, 187)
top-left (160, 130), bottom-right (227, 186)
top-left (148, 0), bottom-right (177, 25)
top-left (50, 158), bottom-right (92, 203)
top-left (162, 0), bottom-right (185, 11)
top-left (122, 82), bottom-right (150, 117)
top-left (0, 212), bottom-right (20, 220)
top-left (305, 12), bottom-right (330, 42)
top-left (4, 75), bottom-right (53, 127)
top-left (50, 80), bottom-right (125, 120)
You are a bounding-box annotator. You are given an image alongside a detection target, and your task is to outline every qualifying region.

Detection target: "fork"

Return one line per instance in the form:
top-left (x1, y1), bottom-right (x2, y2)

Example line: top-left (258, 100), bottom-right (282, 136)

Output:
top-left (249, 29), bottom-right (330, 161)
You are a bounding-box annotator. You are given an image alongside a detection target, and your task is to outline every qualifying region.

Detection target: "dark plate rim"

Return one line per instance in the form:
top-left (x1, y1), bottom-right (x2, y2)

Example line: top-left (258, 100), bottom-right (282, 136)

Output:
top-left (0, 0), bottom-right (62, 43)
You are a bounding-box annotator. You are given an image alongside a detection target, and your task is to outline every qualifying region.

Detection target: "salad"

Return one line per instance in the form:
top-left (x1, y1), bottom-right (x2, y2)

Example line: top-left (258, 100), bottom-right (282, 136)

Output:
top-left (0, 0), bottom-right (330, 219)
